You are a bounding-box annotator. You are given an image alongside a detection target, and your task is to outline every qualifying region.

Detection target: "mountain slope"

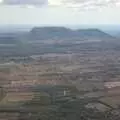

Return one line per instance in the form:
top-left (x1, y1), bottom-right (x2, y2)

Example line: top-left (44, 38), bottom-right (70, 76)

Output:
top-left (28, 27), bottom-right (116, 41)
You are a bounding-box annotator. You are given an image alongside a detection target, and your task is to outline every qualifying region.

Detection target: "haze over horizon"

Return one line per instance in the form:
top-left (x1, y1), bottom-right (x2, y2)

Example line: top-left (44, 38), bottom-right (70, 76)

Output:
top-left (0, 0), bottom-right (120, 25)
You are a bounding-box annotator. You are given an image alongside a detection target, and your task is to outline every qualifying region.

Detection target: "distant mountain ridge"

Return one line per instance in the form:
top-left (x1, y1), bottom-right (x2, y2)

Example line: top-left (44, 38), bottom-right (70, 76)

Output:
top-left (0, 26), bottom-right (119, 57)
top-left (29, 27), bottom-right (116, 41)
top-left (0, 27), bottom-right (117, 44)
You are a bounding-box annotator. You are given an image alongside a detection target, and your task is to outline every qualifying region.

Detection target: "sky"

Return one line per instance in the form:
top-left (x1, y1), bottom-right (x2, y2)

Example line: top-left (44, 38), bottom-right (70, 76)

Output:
top-left (0, 0), bottom-right (120, 25)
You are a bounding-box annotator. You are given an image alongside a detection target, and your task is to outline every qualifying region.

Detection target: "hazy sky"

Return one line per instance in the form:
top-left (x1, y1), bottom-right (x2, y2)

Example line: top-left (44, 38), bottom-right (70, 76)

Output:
top-left (0, 0), bottom-right (120, 25)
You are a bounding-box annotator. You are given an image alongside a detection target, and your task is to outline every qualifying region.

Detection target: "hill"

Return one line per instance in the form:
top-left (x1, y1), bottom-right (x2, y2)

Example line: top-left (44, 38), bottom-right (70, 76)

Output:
top-left (0, 26), bottom-right (119, 57)
top-left (28, 27), bottom-right (116, 41)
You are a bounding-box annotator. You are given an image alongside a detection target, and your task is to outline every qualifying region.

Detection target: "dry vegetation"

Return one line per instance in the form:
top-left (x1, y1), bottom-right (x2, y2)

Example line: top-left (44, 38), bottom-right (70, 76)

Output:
top-left (0, 50), bottom-right (120, 107)
top-left (0, 49), bottom-right (120, 119)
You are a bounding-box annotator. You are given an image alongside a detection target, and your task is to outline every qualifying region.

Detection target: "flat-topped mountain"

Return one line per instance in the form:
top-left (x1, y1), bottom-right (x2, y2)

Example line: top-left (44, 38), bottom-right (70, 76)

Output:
top-left (0, 27), bottom-right (117, 44)
top-left (29, 27), bottom-right (74, 40)
top-left (29, 27), bottom-right (116, 41)
top-left (0, 26), bottom-right (119, 57)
